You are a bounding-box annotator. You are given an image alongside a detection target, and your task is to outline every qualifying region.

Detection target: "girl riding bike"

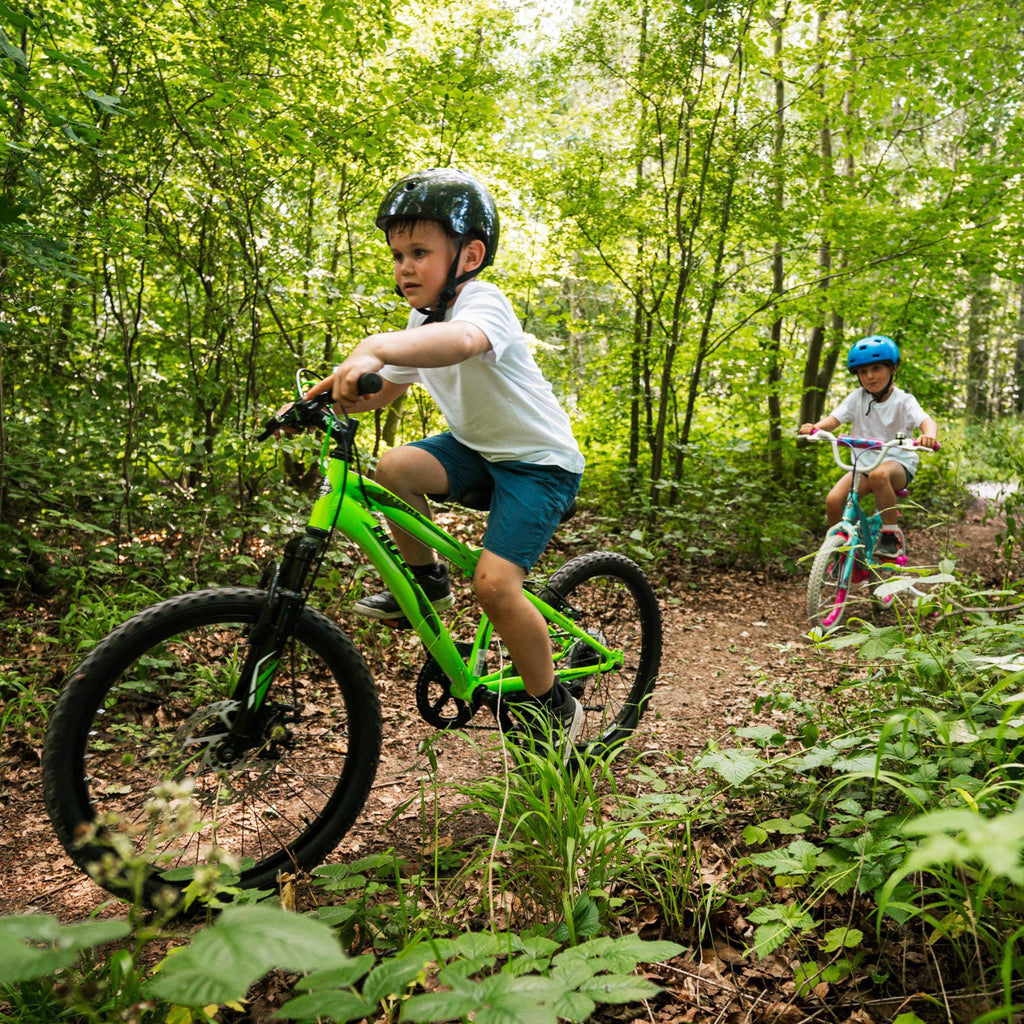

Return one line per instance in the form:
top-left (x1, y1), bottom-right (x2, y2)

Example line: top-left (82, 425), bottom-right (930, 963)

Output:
top-left (799, 335), bottom-right (938, 560)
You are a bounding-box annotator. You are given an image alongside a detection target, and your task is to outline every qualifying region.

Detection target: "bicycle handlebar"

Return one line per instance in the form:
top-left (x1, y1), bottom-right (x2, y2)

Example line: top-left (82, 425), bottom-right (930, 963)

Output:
top-left (800, 428), bottom-right (939, 473)
top-left (256, 372), bottom-right (383, 442)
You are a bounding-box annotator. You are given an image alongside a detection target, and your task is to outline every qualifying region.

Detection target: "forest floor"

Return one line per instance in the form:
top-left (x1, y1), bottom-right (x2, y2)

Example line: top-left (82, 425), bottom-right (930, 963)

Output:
top-left (0, 493), bottom-right (1018, 1022)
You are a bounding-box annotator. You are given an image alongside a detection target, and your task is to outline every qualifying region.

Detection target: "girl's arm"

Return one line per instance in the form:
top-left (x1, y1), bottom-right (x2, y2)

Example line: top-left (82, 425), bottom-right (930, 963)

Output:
top-left (916, 415), bottom-right (939, 450)
top-left (798, 414), bottom-right (840, 436)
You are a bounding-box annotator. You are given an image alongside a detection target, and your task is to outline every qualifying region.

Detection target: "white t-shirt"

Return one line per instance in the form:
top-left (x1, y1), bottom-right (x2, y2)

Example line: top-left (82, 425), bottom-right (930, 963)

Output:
top-left (380, 282), bottom-right (585, 474)
top-left (830, 386), bottom-right (928, 474)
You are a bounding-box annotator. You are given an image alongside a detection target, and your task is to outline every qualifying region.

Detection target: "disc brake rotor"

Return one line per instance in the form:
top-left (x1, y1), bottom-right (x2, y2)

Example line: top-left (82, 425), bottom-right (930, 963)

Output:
top-left (172, 700), bottom-right (290, 803)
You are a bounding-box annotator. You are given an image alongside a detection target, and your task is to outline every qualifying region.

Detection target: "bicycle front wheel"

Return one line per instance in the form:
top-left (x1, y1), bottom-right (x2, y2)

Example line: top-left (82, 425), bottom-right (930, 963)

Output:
top-left (545, 551), bottom-right (662, 752)
top-left (43, 588), bottom-right (382, 907)
top-left (807, 532), bottom-right (855, 627)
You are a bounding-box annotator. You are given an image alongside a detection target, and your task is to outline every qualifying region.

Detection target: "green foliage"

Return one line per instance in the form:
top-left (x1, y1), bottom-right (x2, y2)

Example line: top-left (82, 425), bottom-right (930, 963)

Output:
top-left (0, 906), bottom-right (682, 1024)
top-left (279, 929), bottom-right (680, 1024)
top-left (455, 736), bottom-right (645, 929)
top-left (4, 0), bottom-right (1024, 1014)
top-left (0, 917), bottom-right (130, 986)
top-left (146, 906), bottom-right (347, 1006)
top-left (694, 573), bottom-right (1024, 991)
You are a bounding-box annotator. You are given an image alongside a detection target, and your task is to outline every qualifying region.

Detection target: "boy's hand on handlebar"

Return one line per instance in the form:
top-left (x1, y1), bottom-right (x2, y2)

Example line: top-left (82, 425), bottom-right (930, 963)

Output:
top-left (798, 423), bottom-right (817, 436)
top-left (915, 434), bottom-right (939, 450)
top-left (331, 352), bottom-right (385, 405)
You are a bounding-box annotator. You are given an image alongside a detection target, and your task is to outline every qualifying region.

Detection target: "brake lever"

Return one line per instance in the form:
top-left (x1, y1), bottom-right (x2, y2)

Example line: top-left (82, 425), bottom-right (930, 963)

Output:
top-left (256, 372), bottom-right (382, 442)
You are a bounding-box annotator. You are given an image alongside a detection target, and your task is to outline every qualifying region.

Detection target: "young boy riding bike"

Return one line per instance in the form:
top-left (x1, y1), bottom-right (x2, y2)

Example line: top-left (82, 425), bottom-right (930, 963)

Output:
top-left (798, 335), bottom-right (938, 559)
top-left (302, 168), bottom-right (587, 754)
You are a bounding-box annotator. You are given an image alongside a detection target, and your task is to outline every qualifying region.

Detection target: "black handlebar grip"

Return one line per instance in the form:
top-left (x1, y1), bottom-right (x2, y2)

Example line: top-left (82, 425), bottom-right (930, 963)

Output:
top-left (358, 372), bottom-right (383, 395)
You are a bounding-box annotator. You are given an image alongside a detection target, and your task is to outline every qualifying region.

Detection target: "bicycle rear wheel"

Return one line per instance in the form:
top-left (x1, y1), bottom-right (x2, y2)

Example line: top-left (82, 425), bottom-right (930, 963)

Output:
top-left (544, 551), bottom-right (662, 752)
top-left (43, 588), bottom-right (381, 907)
top-left (807, 532), bottom-right (855, 627)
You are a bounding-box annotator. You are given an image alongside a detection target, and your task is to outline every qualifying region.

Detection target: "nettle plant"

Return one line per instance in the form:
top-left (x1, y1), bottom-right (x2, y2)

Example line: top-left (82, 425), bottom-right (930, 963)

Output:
top-left (695, 586), bottom-right (1024, 996)
top-left (2, 748), bottom-right (684, 1024)
top-left (0, 904), bottom-right (683, 1024)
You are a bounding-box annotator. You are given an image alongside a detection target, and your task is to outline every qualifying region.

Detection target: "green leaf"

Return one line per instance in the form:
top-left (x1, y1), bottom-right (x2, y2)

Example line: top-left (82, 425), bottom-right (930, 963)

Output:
top-left (822, 927), bottom-right (863, 952)
top-left (749, 919), bottom-right (791, 958)
top-left (401, 990), bottom-right (480, 1022)
top-left (0, 27), bottom-right (27, 68)
top-left (0, 916), bottom-right (131, 984)
top-left (453, 931), bottom-right (506, 959)
top-left (748, 839), bottom-right (822, 878)
top-left (552, 894), bottom-right (601, 943)
top-left (578, 974), bottom-right (662, 1003)
top-left (362, 952), bottom-right (430, 1004)
top-left (695, 748), bottom-right (765, 785)
top-left (296, 954), bottom-right (376, 990)
top-left (747, 904), bottom-right (818, 959)
top-left (759, 816), bottom-right (808, 835)
top-left (278, 990), bottom-right (373, 1021)
top-left (743, 825), bottom-right (769, 845)
top-left (146, 907), bottom-right (345, 1005)
top-left (550, 989), bottom-right (597, 1022)
top-left (84, 88), bottom-right (129, 115)
top-left (408, 976), bottom-right (563, 1024)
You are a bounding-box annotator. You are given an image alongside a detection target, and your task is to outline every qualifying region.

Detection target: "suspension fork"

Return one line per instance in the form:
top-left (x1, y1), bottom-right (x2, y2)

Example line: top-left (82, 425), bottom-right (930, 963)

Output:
top-left (228, 529), bottom-right (325, 737)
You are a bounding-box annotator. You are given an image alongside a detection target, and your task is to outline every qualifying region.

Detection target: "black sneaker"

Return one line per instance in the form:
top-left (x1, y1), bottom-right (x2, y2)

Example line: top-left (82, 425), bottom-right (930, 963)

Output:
top-left (509, 687), bottom-right (584, 764)
top-left (353, 564), bottom-right (453, 620)
top-left (876, 528), bottom-right (904, 560)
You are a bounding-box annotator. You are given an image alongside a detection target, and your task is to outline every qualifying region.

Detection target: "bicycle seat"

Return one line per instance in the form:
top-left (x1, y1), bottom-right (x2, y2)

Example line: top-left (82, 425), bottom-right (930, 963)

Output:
top-left (454, 487), bottom-right (577, 524)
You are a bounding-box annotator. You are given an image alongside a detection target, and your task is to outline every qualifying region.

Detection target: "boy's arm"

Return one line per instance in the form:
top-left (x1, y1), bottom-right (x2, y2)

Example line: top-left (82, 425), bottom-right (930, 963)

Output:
top-left (916, 415), bottom-right (939, 450)
top-left (333, 320), bottom-right (491, 404)
top-left (798, 415), bottom-right (840, 435)
top-left (301, 373), bottom-right (408, 414)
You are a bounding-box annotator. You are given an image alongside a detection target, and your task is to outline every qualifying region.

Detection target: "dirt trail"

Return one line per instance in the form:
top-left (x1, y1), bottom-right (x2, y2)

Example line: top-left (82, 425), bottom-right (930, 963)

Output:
top-left (0, 497), bottom-right (1013, 922)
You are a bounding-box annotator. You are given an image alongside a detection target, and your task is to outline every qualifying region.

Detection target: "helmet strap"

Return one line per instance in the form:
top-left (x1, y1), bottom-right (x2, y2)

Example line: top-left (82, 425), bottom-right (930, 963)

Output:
top-left (862, 369), bottom-right (895, 413)
top-left (416, 237), bottom-right (485, 324)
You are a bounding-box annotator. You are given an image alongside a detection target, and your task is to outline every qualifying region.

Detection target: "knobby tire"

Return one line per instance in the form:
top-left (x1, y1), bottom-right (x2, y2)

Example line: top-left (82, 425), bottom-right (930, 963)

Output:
top-left (807, 532), bottom-right (853, 626)
top-left (43, 588), bottom-right (382, 907)
top-left (544, 551), bottom-right (662, 751)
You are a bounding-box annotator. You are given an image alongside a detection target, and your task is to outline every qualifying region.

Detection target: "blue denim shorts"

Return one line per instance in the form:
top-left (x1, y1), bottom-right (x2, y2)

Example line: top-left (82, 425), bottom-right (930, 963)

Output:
top-left (408, 432), bottom-right (582, 569)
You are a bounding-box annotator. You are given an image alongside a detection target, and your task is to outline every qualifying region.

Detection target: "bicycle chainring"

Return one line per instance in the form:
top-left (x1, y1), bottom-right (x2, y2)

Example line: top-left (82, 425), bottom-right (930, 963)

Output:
top-left (415, 643), bottom-right (475, 730)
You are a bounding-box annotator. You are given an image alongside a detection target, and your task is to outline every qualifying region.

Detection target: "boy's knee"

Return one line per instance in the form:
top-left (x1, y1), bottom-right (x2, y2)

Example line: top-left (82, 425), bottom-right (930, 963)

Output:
top-left (374, 446), bottom-right (411, 483)
top-left (473, 561), bottom-right (523, 614)
top-left (375, 445), bottom-right (445, 495)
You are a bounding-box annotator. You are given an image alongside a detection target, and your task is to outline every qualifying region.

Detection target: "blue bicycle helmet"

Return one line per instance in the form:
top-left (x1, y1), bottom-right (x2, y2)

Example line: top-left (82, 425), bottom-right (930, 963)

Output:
top-left (847, 335), bottom-right (900, 372)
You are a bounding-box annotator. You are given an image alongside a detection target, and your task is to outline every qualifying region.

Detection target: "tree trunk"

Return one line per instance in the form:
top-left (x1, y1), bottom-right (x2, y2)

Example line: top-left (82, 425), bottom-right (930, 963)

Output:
top-left (765, 11), bottom-right (786, 480)
top-left (1015, 277), bottom-right (1024, 415)
top-left (966, 267), bottom-right (992, 420)
top-left (798, 10), bottom-right (834, 434)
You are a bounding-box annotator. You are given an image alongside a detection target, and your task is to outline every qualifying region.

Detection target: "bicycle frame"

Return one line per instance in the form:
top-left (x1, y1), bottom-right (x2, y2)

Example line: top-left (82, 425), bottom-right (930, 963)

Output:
top-left (232, 398), bottom-right (622, 728)
top-left (805, 430), bottom-right (919, 626)
top-left (309, 442), bottom-right (620, 703)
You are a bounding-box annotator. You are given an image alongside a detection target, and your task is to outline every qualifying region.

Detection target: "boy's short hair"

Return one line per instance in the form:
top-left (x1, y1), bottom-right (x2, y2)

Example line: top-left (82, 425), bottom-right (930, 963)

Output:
top-left (383, 216), bottom-right (460, 243)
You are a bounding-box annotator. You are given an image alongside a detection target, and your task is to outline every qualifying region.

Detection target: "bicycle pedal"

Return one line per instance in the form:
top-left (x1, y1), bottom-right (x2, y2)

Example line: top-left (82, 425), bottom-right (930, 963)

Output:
top-left (380, 616), bottom-right (413, 631)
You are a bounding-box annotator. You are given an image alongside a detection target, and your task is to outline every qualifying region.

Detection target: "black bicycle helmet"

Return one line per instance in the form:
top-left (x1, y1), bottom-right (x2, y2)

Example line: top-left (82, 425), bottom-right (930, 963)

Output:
top-left (377, 168), bottom-right (499, 269)
top-left (376, 170), bottom-right (499, 321)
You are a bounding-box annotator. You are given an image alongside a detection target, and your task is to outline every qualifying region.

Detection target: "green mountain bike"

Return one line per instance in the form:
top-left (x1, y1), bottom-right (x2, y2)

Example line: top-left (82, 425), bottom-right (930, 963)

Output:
top-left (43, 373), bottom-right (662, 905)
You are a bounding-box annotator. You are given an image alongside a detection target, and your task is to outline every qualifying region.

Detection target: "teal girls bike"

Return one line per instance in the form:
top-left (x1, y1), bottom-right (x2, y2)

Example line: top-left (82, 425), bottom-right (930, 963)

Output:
top-left (43, 373), bottom-right (662, 906)
top-left (803, 429), bottom-right (937, 628)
